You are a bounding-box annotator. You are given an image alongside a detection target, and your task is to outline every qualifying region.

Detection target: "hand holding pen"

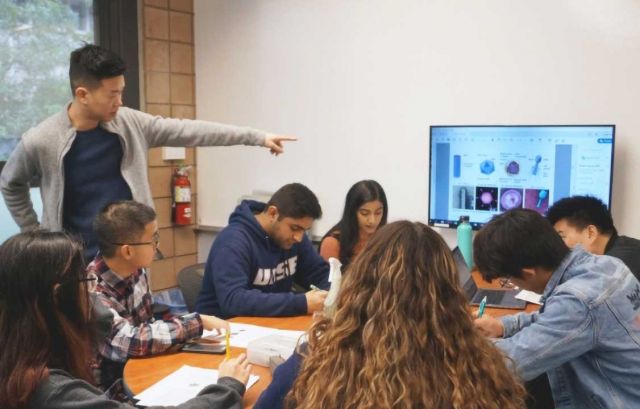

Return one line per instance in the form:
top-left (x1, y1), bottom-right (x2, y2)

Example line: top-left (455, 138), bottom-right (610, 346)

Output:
top-left (477, 296), bottom-right (487, 318)
top-left (306, 284), bottom-right (328, 313)
top-left (473, 297), bottom-right (505, 338)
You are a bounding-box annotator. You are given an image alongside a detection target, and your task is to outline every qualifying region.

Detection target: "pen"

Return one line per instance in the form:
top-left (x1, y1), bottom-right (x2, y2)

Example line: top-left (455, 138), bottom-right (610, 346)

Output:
top-left (225, 329), bottom-right (231, 360)
top-left (477, 296), bottom-right (487, 318)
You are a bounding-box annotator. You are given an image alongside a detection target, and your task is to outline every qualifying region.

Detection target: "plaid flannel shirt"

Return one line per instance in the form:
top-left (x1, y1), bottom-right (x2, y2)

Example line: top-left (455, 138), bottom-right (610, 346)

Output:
top-left (88, 256), bottom-right (203, 362)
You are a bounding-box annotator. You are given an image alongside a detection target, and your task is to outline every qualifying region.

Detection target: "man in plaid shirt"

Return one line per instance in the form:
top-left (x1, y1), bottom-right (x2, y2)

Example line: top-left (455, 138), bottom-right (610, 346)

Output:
top-left (88, 200), bottom-right (228, 390)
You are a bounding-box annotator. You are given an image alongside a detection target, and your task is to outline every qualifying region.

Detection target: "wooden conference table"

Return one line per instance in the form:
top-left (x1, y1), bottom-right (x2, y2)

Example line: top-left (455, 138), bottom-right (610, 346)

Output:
top-left (124, 315), bottom-right (310, 408)
top-left (124, 272), bottom-right (538, 408)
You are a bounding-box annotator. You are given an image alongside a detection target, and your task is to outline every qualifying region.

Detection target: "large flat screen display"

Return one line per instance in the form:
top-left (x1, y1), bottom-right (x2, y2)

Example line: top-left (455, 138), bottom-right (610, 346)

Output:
top-left (428, 125), bottom-right (615, 229)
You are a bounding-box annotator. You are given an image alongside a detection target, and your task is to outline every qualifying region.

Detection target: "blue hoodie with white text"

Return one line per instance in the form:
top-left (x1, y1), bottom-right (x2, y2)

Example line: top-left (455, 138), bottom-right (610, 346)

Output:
top-left (195, 200), bottom-right (329, 318)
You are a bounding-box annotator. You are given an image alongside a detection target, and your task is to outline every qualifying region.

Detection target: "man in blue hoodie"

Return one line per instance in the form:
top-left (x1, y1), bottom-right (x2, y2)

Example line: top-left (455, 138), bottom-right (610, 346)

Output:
top-left (196, 183), bottom-right (329, 318)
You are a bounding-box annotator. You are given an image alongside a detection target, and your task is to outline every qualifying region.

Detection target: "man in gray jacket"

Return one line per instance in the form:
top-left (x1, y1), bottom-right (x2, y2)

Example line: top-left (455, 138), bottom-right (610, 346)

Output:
top-left (0, 44), bottom-right (294, 257)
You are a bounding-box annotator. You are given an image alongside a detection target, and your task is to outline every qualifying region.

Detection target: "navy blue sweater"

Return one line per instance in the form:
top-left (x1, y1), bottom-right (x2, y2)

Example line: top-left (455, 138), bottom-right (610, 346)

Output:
top-left (195, 200), bottom-right (329, 318)
top-left (254, 349), bottom-right (304, 409)
top-left (63, 127), bottom-right (132, 258)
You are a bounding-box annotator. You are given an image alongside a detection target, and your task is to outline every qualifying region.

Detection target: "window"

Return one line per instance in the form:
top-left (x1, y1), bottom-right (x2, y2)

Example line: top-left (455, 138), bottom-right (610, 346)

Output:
top-left (0, 0), bottom-right (94, 242)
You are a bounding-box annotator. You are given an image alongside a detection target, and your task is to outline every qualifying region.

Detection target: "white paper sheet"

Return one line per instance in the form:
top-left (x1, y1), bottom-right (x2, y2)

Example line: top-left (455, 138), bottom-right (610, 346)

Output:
top-left (134, 365), bottom-right (259, 407)
top-left (515, 289), bottom-right (543, 305)
top-left (202, 322), bottom-right (305, 348)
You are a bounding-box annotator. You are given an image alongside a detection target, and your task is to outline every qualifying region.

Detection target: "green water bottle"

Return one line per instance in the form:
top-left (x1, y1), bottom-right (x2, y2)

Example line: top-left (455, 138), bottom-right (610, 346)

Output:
top-left (457, 215), bottom-right (473, 269)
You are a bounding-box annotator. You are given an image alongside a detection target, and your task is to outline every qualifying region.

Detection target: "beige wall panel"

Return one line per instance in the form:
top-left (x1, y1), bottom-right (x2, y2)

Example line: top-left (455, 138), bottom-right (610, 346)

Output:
top-left (144, 6), bottom-right (169, 40)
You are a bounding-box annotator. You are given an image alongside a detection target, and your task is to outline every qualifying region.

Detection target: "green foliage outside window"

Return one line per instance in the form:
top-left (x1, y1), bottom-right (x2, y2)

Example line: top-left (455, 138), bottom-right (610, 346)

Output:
top-left (0, 0), bottom-right (93, 161)
top-left (1, 0), bottom-right (93, 243)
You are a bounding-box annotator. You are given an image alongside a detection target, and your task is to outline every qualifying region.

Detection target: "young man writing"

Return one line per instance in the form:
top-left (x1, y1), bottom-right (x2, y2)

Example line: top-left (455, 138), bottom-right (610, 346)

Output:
top-left (88, 200), bottom-right (230, 389)
top-left (196, 183), bottom-right (329, 318)
top-left (0, 44), bottom-right (294, 258)
top-left (546, 195), bottom-right (640, 280)
top-left (473, 209), bottom-right (640, 409)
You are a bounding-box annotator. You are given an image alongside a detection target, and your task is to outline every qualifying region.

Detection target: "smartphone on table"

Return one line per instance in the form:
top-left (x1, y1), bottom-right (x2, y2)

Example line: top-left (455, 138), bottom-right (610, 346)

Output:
top-left (181, 342), bottom-right (226, 354)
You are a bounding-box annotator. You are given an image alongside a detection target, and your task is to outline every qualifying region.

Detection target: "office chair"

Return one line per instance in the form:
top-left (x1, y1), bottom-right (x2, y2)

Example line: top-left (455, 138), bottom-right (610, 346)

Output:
top-left (177, 262), bottom-right (206, 312)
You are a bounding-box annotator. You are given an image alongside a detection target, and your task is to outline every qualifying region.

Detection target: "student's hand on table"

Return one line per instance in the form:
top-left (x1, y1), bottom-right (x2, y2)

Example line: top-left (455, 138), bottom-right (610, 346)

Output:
top-left (200, 314), bottom-right (230, 334)
top-left (219, 353), bottom-right (252, 385)
top-left (264, 134), bottom-right (297, 155)
top-left (305, 289), bottom-right (328, 313)
top-left (473, 313), bottom-right (505, 338)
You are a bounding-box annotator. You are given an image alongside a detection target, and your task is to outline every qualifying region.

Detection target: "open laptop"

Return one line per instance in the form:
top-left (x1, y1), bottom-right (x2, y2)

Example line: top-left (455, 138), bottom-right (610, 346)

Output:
top-left (452, 247), bottom-right (526, 309)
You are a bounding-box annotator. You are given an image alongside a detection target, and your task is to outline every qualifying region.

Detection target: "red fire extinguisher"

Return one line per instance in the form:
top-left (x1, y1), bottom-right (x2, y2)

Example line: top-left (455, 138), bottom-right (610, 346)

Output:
top-left (172, 166), bottom-right (192, 225)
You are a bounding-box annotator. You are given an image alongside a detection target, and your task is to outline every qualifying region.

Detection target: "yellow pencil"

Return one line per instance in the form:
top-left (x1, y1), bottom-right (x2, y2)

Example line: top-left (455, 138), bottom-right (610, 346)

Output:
top-left (225, 329), bottom-right (231, 360)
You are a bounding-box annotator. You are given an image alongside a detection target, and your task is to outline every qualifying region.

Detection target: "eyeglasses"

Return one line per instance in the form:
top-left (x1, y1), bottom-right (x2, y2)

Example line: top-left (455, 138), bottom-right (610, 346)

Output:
top-left (79, 272), bottom-right (98, 292)
top-left (111, 231), bottom-right (160, 248)
top-left (499, 278), bottom-right (518, 289)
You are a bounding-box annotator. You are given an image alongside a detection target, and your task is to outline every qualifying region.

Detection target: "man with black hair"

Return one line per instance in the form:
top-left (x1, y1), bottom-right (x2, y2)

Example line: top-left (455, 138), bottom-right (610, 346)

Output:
top-left (473, 209), bottom-right (640, 409)
top-left (546, 195), bottom-right (640, 280)
top-left (0, 44), bottom-right (294, 258)
top-left (196, 183), bottom-right (330, 318)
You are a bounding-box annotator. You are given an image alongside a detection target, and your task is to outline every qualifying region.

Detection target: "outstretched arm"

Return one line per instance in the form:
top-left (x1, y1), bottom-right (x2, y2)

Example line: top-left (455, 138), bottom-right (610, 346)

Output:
top-left (135, 109), bottom-right (297, 155)
top-left (264, 134), bottom-right (297, 155)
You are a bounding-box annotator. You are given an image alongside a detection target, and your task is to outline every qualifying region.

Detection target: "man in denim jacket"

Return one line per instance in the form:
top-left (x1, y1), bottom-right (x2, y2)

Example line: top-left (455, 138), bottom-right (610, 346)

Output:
top-left (474, 209), bottom-right (640, 409)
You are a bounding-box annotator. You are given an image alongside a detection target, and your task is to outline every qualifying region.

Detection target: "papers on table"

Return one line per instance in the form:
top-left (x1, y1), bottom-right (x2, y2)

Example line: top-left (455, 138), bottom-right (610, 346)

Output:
top-left (247, 332), bottom-right (301, 366)
top-left (134, 365), bottom-right (259, 407)
top-left (515, 289), bottom-right (543, 305)
top-left (202, 322), bottom-right (305, 349)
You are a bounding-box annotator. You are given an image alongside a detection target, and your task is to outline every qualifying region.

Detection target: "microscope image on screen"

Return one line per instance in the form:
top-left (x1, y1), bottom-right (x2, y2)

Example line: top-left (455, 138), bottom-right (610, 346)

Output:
top-left (505, 161), bottom-right (520, 175)
top-left (452, 185), bottom-right (474, 210)
top-left (499, 188), bottom-right (523, 211)
top-left (524, 189), bottom-right (549, 214)
top-left (475, 186), bottom-right (498, 211)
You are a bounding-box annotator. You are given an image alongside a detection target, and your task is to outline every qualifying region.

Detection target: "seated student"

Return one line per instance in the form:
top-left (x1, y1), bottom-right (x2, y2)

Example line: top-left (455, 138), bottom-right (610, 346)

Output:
top-left (196, 183), bottom-right (329, 318)
top-left (319, 179), bottom-right (388, 268)
top-left (254, 221), bottom-right (526, 409)
top-left (546, 195), bottom-right (640, 280)
top-left (473, 209), bottom-right (640, 409)
top-left (0, 230), bottom-right (251, 409)
top-left (88, 201), bottom-right (229, 389)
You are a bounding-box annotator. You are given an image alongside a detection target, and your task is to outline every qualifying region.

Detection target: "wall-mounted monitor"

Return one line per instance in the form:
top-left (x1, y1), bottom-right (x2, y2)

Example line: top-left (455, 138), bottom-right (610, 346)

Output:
top-left (428, 125), bottom-right (615, 229)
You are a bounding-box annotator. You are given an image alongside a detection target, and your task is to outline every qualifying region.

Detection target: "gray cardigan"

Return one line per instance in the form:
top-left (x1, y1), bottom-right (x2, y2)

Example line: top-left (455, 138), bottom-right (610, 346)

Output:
top-left (28, 369), bottom-right (246, 409)
top-left (0, 104), bottom-right (266, 232)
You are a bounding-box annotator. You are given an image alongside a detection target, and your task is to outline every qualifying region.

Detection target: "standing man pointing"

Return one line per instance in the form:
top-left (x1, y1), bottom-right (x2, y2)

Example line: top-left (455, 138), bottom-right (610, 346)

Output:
top-left (0, 44), bottom-right (294, 257)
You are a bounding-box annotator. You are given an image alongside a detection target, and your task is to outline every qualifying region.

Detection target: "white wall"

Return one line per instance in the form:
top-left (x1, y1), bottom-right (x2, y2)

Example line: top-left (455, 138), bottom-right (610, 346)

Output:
top-left (194, 0), bottom-right (640, 245)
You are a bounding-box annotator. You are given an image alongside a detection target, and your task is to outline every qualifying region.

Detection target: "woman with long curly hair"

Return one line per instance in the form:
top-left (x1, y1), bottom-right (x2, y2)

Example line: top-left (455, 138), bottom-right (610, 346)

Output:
top-left (255, 221), bottom-right (526, 409)
top-left (0, 231), bottom-right (251, 409)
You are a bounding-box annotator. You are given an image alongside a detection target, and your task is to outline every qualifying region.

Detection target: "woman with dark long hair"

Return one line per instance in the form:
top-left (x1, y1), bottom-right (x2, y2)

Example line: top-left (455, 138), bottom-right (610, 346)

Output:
top-left (0, 231), bottom-right (251, 409)
top-left (256, 221), bottom-right (526, 409)
top-left (319, 180), bottom-right (388, 267)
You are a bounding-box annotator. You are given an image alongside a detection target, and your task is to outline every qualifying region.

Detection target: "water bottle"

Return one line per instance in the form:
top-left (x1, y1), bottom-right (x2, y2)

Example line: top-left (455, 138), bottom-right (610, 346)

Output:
top-left (324, 257), bottom-right (343, 318)
top-left (457, 215), bottom-right (473, 269)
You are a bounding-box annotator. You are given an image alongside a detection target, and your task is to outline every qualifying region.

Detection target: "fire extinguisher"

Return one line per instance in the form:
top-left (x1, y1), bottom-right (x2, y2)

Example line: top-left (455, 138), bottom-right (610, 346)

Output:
top-left (172, 166), bottom-right (192, 225)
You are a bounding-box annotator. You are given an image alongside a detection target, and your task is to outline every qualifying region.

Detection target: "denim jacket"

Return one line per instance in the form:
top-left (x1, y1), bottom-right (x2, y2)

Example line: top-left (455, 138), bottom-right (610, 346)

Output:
top-left (496, 247), bottom-right (640, 409)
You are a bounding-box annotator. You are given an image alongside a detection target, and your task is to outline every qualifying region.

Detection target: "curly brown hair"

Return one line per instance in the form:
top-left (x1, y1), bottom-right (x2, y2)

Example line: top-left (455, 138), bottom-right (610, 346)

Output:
top-left (287, 221), bottom-right (526, 409)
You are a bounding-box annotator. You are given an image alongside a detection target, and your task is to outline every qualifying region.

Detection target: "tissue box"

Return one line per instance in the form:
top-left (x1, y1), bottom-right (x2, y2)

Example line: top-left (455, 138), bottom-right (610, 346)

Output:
top-left (246, 333), bottom-right (300, 367)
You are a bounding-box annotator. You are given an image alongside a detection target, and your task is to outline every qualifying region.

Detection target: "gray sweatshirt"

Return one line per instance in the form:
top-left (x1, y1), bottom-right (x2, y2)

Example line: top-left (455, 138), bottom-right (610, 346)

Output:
top-left (28, 369), bottom-right (245, 409)
top-left (0, 104), bottom-right (266, 232)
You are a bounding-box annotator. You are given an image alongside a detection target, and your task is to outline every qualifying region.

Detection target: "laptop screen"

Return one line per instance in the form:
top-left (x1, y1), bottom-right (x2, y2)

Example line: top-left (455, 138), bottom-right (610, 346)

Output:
top-left (452, 247), bottom-right (478, 299)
